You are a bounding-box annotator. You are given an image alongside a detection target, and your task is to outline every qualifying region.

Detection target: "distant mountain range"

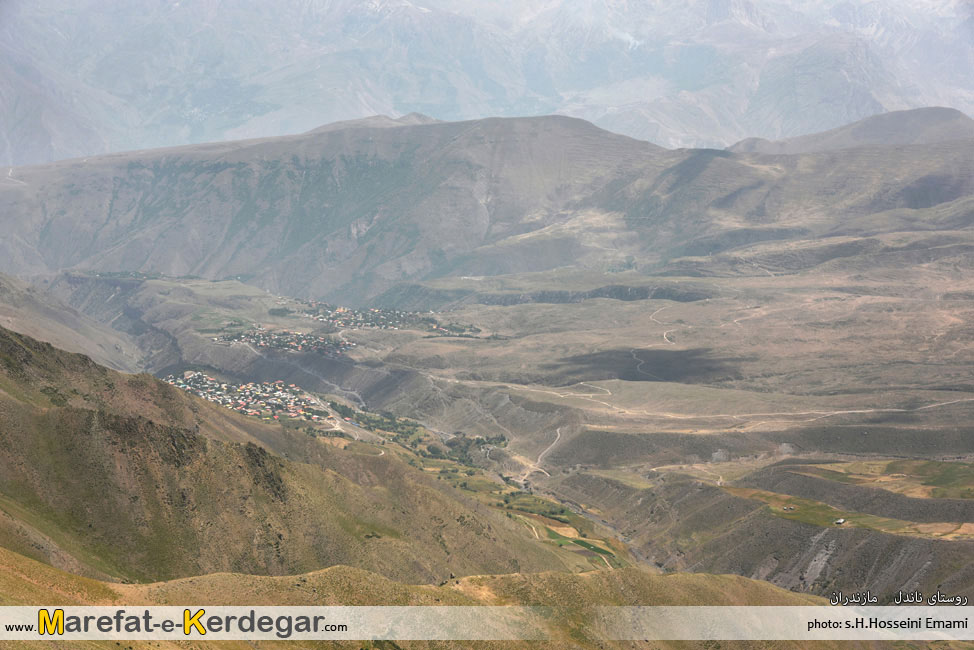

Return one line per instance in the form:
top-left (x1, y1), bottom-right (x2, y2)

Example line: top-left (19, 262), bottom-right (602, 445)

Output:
top-left (1, 107), bottom-right (971, 303)
top-left (2, 0), bottom-right (972, 165)
top-left (2, 102), bottom-right (972, 616)
top-left (727, 106), bottom-right (974, 154)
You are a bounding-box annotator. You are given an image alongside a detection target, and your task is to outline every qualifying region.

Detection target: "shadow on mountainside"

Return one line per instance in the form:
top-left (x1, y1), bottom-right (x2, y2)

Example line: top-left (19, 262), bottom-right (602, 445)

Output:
top-left (541, 347), bottom-right (747, 385)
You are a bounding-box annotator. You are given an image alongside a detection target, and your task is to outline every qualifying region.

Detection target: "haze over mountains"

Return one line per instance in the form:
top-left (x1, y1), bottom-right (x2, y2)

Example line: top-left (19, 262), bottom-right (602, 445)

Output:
top-left (0, 107), bottom-right (971, 650)
top-left (1, 108), bottom-right (971, 303)
top-left (728, 105), bottom-right (974, 154)
top-left (2, 5), bottom-right (974, 645)
top-left (2, 0), bottom-right (973, 165)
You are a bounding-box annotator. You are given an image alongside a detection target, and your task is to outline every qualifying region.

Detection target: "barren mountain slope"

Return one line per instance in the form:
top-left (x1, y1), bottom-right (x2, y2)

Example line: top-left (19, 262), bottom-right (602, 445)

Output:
top-left (0, 272), bottom-right (139, 371)
top-left (1, 110), bottom-right (970, 304)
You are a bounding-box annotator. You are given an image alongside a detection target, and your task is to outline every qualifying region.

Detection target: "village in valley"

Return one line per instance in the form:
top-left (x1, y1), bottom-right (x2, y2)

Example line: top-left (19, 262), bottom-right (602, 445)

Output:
top-left (163, 371), bottom-right (335, 424)
top-left (163, 290), bottom-right (496, 444)
top-left (163, 288), bottom-right (489, 435)
top-left (161, 354), bottom-right (625, 570)
top-left (279, 298), bottom-right (482, 337)
top-left (292, 300), bottom-right (428, 330)
top-left (216, 325), bottom-right (354, 357)
top-left (206, 294), bottom-right (486, 363)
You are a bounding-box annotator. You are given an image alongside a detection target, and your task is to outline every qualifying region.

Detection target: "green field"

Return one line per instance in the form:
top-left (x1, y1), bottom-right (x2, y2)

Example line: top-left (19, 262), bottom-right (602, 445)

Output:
top-left (796, 459), bottom-right (974, 499)
top-left (322, 401), bottom-right (629, 572)
top-left (724, 486), bottom-right (974, 540)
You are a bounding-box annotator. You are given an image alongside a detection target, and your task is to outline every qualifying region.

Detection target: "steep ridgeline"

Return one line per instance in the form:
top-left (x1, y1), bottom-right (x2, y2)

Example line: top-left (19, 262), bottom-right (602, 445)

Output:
top-left (0, 545), bottom-right (856, 650)
top-left (0, 325), bottom-right (572, 584)
top-left (1, 110), bottom-right (971, 303)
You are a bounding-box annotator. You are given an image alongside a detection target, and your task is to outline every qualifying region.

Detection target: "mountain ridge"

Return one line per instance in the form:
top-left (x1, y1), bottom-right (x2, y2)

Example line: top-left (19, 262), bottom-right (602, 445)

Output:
top-left (728, 106), bottom-right (974, 154)
top-left (1, 109), bottom-right (970, 304)
top-left (3, 0), bottom-right (972, 165)
top-left (0, 544), bottom-right (859, 649)
top-left (0, 324), bottom-right (577, 584)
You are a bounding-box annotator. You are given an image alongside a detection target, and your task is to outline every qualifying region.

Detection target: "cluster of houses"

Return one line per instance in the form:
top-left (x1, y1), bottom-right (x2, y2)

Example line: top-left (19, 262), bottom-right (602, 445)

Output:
top-left (163, 371), bottom-right (327, 422)
top-left (295, 302), bottom-right (481, 337)
top-left (218, 325), bottom-right (353, 356)
top-left (261, 296), bottom-right (482, 338)
top-left (295, 300), bottom-right (422, 330)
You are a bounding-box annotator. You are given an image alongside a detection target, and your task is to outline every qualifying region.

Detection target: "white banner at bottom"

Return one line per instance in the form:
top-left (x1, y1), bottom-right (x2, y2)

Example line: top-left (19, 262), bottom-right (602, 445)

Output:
top-left (596, 606), bottom-right (972, 641)
top-left (0, 605), bottom-right (970, 641)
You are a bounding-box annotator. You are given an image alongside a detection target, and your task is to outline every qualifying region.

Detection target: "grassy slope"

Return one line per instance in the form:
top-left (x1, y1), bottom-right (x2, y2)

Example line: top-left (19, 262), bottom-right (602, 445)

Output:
top-left (0, 544), bottom-right (880, 650)
top-left (797, 460), bottom-right (974, 500)
top-left (0, 325), bottom-right (575, 585)
top-left (722, 487), bottom-right (974, 540)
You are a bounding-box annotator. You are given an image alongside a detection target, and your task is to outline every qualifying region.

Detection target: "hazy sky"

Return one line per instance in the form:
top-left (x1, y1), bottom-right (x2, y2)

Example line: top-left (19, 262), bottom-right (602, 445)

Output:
top-left (1, 0), bottom-right (971, 164)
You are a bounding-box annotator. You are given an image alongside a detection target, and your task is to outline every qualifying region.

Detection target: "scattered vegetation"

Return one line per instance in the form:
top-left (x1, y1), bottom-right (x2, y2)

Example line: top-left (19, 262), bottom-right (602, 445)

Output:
top-left (320, 398), bottom-right (624, 569)
top-left (723, 486), bottom-right (974, 540)
top-left (796, 459), bottom-right (974, 500)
